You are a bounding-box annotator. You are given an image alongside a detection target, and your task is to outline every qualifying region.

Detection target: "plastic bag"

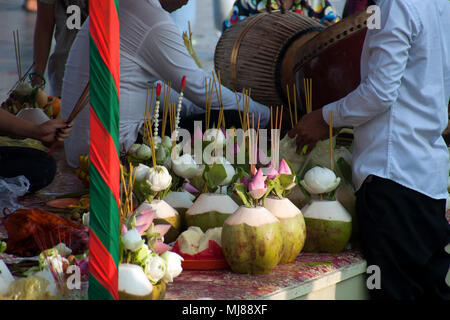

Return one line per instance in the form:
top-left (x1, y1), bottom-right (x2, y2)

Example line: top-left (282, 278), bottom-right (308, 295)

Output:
top-left (0, 176), bottom-right (30, 216)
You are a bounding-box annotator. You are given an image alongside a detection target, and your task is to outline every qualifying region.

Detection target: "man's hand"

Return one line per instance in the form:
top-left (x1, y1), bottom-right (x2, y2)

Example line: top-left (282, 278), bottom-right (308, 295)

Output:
top-left (288, 108), bottom-right (330, 154)
top-left (36, 119), bottom-right (73, 144)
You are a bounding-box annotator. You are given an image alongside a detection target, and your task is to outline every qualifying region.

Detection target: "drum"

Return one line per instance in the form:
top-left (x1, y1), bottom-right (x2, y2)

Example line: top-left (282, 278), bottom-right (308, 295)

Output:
top-left (293, 10), bottom-right (371, 118)
top-left (214, 11), bottom-right (324, 107)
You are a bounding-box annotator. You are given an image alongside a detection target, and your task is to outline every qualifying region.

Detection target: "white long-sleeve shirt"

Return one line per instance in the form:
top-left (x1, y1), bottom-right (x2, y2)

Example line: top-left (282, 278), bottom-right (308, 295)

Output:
top-left (61, 0), bottom-right (270, 167)
top-left (322, 0), bottom-right (450, 199)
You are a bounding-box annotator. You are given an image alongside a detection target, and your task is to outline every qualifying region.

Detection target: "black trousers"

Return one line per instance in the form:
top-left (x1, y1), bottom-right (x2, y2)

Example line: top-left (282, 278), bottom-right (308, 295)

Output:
top-left (0, 146), bottom-right (56, 193)
top-left (356, 175), bottom-right (450, 300)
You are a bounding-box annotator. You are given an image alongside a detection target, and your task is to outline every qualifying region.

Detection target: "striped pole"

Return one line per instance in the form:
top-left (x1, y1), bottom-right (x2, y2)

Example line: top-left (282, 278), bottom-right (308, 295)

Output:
top-left (88, 0), bottom-right (121, 300)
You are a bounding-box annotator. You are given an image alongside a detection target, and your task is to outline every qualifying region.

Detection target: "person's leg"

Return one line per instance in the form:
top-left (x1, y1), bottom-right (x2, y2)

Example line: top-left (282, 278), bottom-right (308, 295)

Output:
top-left (356, 175), bottom-right (450, 300)
top-left (0, 146), bottom-right (57, 193)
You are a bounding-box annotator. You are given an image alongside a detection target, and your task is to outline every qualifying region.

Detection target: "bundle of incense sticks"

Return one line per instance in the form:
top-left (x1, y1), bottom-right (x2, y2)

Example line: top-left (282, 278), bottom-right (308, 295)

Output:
top-left (270, 106), bottom-right (283, 170)
top-left (246, 112), bottom-right (261, 176)
top-left (286, 83), bottom-right (298, 130)
top-left (304, 78), bottom-right (313, 114)
top-left (120, 162), bottom-right (137, 221)
top-left (144, 86), bottom-right (155, 146)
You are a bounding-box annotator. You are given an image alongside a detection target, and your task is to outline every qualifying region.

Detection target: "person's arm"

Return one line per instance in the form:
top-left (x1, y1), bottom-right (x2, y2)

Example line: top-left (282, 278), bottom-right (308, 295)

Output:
top-left (0, 109), bottom-right (72, 143)
top-left (138, 21), bottom-right (269, 116)
top-left (289, 0), bottom-right (421, 152)
top-left (31, 0), bottom-right (55, 87)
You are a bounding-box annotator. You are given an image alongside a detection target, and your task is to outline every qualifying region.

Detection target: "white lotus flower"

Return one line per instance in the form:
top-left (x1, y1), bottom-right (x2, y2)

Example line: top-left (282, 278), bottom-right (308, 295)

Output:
top-left (136, 144), bottom-right (152, 160)
top-left (133, 163), bottom-right (151, 183)
top-left (161, 251), bottom-right (184, 283)
top-left (172, 154), bottom-right (202, 179)
top-left (122, 228), bottom-right (145, 252)
top-left (204, 128), bottom-right (226, 146)
top-left (146, 165), bottom-right (172, 192)
top-left (144, 255), bottom-right (167, 283)
top-left (300, 166), bottom-right (341, 195)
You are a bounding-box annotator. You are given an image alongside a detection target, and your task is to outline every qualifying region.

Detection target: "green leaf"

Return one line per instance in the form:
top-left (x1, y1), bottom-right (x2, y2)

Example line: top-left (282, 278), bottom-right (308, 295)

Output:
top-left (0, 241), bottom-right (6, 254)
top-left (298, 180), bottom-right (312, 204)
top-left (204, 163), bottom-right (227, 192)
top-left (235, 183), bottom-right (252, 207)
top-left (337, 157), bottom-right (352, 183)
top-left (118, 237), bottom-right (125, 265)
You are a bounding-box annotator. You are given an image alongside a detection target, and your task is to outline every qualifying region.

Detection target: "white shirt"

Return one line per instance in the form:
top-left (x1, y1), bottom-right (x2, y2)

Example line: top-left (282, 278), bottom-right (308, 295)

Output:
top-left (61, 0), bottom-right (270, 168)
top-left (322, 0), bottom-right (450, 200)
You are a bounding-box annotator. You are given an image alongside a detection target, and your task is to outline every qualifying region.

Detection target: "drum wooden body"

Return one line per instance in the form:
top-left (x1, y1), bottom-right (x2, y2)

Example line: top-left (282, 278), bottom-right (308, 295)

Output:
top-left (214, 11), bottom-right (324, 107)
top-left (293, 11), bottom-right (371, 118)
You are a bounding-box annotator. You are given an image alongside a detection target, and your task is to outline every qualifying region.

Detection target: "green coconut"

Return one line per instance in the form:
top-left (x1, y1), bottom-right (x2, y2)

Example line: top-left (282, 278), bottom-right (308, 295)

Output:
top-left (301, 200), bottom-right (352, 253)
top-left (163, 191), bottom-right (194, 231)
top-left (185, 193), bottom-right (238, 232)
top-left (118, 264), bottom-right (154, 300)
top-left (136, 200), bottom-right (181, 243)
top-left (221, 206), bottom-right (283, 274)
top-left (263, 197), bottom-right (306, 264)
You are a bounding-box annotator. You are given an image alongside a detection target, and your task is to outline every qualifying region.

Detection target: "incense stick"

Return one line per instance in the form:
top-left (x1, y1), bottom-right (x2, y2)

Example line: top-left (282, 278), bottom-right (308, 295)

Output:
top-left (286, 84), bottom-right (294, 129)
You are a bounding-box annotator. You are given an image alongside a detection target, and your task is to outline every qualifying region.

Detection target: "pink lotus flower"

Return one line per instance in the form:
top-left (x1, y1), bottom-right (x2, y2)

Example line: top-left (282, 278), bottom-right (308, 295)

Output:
top-left (135, 208), bottom-right (156, 235)
top-left (248, 168), bottom-right (267, 200)
top-left (153, 224), bottom-right (171, 240)
top-left (278, 158), bottom-right (292, 175)
top-left (154, 241), bottom-right (172, 254)
top-left (263, 163), bottom-right (279, 179)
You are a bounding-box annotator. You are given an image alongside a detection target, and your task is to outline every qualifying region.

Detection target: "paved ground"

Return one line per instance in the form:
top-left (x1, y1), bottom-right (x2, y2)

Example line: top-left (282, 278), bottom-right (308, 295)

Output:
top-left (0, 0), bottom-right (346, 101)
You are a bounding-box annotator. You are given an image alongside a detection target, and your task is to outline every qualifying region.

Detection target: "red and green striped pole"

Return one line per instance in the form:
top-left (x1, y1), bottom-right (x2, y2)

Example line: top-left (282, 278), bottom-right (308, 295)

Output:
top-left (88, 0), bottom-right (121, 300)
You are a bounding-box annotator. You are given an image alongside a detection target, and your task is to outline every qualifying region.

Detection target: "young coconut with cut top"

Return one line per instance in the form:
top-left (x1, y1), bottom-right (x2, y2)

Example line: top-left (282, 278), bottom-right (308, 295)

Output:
top-left (300, 166), bottom-right (352, 253)
top-left (262, 159), bottom-right (306, 264)
top-left (221, 168), bottom-right (283, 274)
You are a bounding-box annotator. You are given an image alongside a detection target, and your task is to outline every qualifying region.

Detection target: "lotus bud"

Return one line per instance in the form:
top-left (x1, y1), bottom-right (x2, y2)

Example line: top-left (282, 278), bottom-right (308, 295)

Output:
top-left (135, 209), bottom-right (156, 235)
top-left (162, 135), bottom-right (172, 149)
top-left (153, 136), bottom-right (162, 147)
top-left (136, 144), bottom-right (152, 160)
top-left (278, 158), bottom-right (292, 175)
top-left (300, 166), bottom-right (341, 195)
top-left (122, 228), bottom-right (145, 252)
top-left (204, 128), bottom-right (226, 146)
top-left (278, 158), bottom-right (296, 190)
top-left (146, 165), bottom-right (172, 192)
top-left (128, 143), bottom-right (140, 155)
top-left (156, 145), bottom-right (167, 162)
top-left (172, 154), bottom-right (201, 179)
top-left (262, 163), bottom-right (279, 179)
top-left (133, 163), bottom-right (151, 183)
top-left (161, 251), bottom-right (184, 283)
top-left (248, 168), bottom-right (267, 200)
top-left (144, 255), bottom-right (167, 283)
